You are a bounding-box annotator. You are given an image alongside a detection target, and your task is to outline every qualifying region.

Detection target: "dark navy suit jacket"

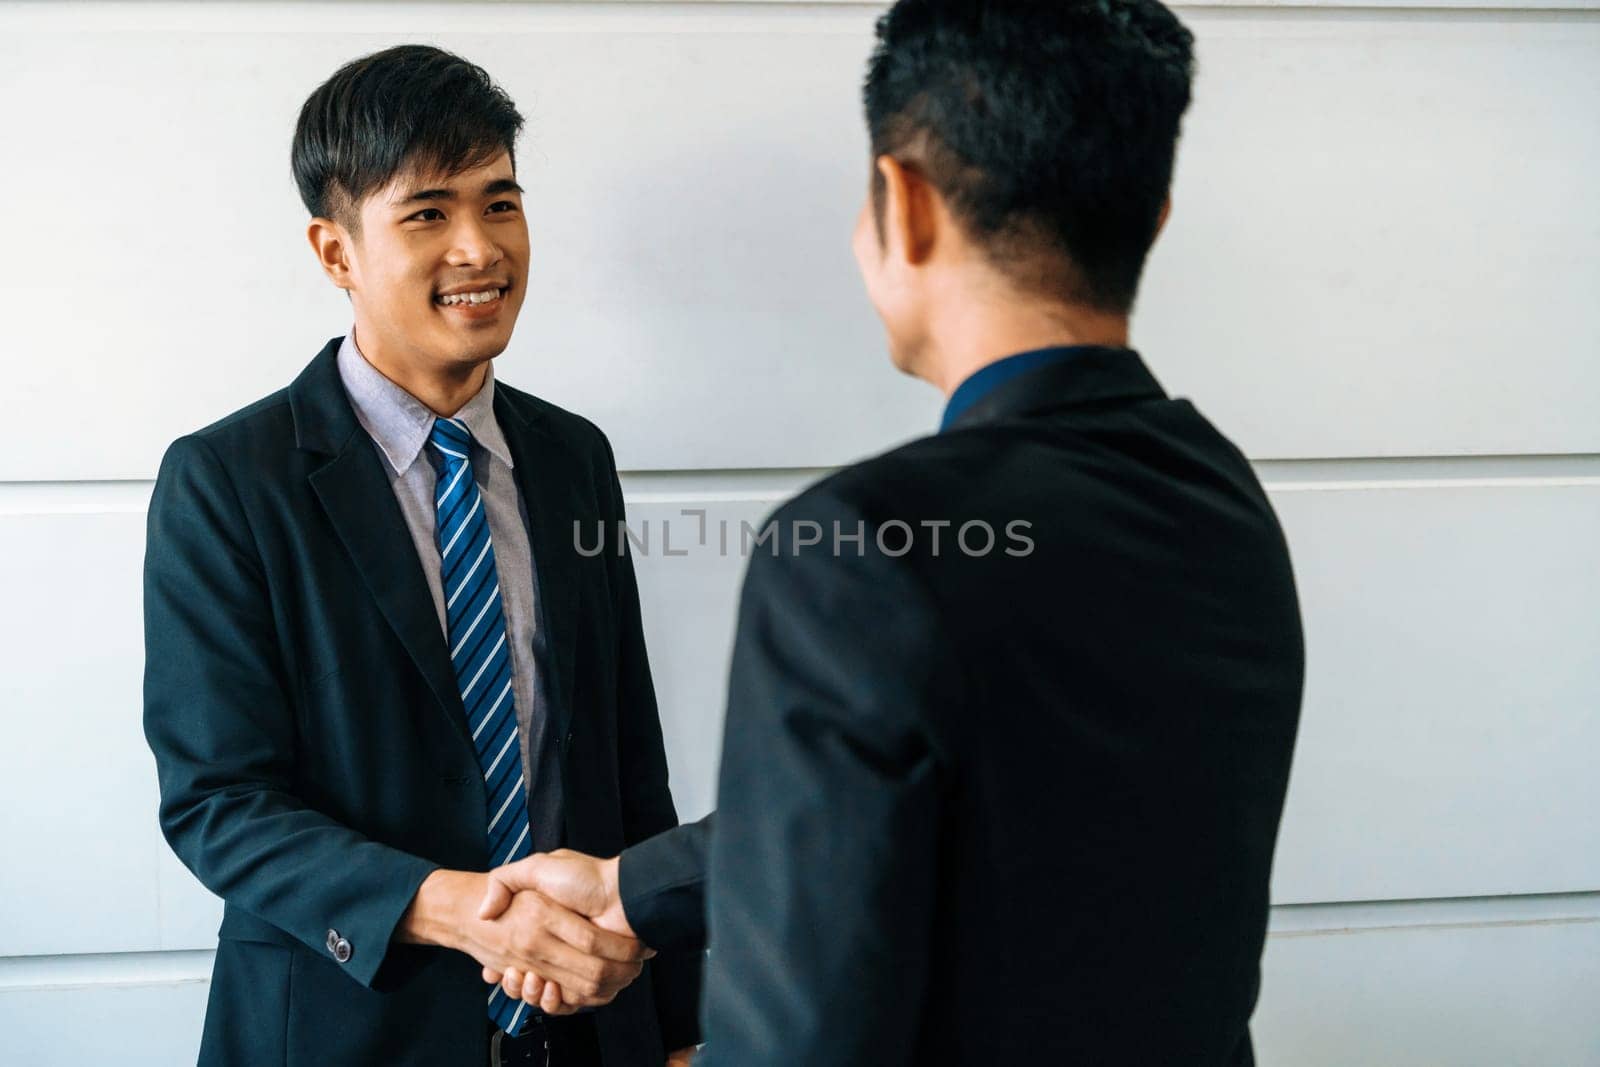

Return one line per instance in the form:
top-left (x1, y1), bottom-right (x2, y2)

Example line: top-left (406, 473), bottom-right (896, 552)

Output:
top-left (143, 338), bottom-right (701, 1066)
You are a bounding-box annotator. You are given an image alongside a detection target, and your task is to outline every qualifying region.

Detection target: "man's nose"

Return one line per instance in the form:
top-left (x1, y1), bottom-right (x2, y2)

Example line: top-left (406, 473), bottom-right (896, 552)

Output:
top-left (446, 216), bottom-right (504, 270)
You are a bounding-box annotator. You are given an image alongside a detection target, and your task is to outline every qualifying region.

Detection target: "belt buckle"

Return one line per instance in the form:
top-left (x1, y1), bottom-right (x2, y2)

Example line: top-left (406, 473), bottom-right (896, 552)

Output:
top-left (490, 1021), bottom-right (551, 1067)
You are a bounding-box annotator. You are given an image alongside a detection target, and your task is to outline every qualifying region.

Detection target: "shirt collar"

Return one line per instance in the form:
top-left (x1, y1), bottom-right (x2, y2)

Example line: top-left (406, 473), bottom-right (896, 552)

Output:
top-left (940, 345), bottom-right (1118, 433)
top-left (336, 330), bottom-right (515, 473)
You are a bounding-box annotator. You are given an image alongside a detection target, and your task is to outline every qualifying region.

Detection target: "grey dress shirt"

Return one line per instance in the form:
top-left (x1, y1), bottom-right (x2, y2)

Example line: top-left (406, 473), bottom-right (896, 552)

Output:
top-left (336, 331), bottom-right (563, 851)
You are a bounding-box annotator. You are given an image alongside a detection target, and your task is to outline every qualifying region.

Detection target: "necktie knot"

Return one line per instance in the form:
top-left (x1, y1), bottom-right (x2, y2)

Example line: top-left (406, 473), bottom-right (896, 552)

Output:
top-left (428, 417), bottom-right (474, 472)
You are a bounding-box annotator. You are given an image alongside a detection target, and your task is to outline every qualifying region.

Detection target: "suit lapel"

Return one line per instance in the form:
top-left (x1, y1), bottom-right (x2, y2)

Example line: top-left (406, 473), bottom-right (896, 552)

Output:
top-left (291, 339), bottom-right (473, 750)
top-left (496, 392), bottom-right (581, 748)
top-left (309, 445), bottom-right (473, 748)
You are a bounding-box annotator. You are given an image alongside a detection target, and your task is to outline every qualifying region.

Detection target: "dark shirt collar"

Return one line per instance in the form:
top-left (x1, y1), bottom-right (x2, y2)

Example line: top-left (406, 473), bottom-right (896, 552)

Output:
top-left (941, 346), bottom-right (1114, 432)
top-left (939, 345), bottom-right (1166, 433)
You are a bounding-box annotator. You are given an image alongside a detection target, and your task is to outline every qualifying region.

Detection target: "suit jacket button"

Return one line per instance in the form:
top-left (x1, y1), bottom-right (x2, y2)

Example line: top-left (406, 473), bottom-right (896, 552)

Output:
top-left (325, 929), bottom-right (340, 954)
top-left (334, 938), bottom-right (353, 964)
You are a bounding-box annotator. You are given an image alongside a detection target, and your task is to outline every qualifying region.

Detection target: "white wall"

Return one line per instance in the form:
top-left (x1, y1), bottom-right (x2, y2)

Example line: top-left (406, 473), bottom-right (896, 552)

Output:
top-left (1, 1), bottom-right (1597, 1063)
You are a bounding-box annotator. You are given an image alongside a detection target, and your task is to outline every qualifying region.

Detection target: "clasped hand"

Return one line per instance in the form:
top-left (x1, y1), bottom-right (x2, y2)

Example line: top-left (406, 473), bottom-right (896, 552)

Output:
top-left (434, 852), bottom-right (643, 1014)
top-left (470, 853), bottom-right (695, 1065)
top-left (475, 849), bottom-right (636, 1015)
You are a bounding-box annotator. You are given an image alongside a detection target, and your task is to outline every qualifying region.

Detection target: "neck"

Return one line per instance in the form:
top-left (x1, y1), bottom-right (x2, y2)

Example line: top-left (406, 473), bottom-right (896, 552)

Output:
top-left (917, 296), bottom-right (1129, 398)
top-left (351, 323), bottom-right (490, 417)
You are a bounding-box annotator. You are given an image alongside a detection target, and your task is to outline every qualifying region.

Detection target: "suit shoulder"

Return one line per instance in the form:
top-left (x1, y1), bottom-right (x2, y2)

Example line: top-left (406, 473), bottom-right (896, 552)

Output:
top-left (183, 387), bottom-right (294, 449)
top-left (777, 431), bottom-right (975, 524)
top-left (158, 388), bottom-right (295, 476)
top-left (495, 379), bottom-right (613, 462)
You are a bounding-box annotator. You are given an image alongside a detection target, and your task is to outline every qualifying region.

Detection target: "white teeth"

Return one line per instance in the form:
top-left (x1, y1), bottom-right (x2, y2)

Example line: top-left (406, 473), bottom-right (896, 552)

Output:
top-left (438, 288), bottom-right (502, 306)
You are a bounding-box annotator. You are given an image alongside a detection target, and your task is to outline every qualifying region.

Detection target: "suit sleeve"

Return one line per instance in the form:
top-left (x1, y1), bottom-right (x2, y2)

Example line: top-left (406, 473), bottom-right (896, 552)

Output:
top-left (697, 492), bottom-right (951, 1067)
top-left (595, 430), bottom-right (704, 1051)
top-left (142, 435), bottom-right (439, 990)
top-left (618, 813), bottom-right (713, 952)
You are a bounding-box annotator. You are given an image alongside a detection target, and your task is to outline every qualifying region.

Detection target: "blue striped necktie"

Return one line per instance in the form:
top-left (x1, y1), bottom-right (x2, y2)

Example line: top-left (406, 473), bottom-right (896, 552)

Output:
top-left (427, 416), bottom-right (537, 1037)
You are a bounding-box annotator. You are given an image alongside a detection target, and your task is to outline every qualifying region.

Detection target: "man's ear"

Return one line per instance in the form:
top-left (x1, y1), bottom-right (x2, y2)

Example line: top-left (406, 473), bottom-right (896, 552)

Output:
top-left (1154, 194), bottom-right (1173, 240)
top-left (307, 217), bottom-right (355, 292)
top-left (875, 155), bottom-right (940, 268)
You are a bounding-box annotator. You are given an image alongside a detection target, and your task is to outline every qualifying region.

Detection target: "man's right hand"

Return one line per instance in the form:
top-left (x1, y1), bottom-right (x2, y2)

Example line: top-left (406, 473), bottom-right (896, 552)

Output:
top-left (398, 868), bottom-right (652, 1008)
top-left (479, 850), bottom-right (632, 936)
top-left (474, 850), bottom-right (634, 1012)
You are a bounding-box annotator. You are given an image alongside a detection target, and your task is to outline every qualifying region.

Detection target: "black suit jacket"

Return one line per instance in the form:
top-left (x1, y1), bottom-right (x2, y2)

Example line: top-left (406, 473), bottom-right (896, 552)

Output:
top-left (622, 348), bottom-right (1303, 1065)
top-left (143, 338), bottom-right (701, 1066)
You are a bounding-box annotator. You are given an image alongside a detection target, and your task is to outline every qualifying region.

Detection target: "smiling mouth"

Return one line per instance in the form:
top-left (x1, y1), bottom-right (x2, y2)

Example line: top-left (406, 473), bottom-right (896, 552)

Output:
top-left (434, 286), bottom-right (508, 307)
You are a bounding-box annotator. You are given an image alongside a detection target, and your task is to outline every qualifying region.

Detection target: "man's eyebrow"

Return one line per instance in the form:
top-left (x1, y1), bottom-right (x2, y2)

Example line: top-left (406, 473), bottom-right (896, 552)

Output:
top-left (398, 186), bottom-right (456, 205)
top-left (483, 178), bottom-right (525, 197)
top-left (396, 178), bottom-right (524, 206)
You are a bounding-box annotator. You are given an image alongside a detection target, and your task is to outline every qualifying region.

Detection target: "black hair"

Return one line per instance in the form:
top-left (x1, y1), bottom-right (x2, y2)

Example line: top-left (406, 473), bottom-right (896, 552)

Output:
top-left (292, 44), bottom-right (524, 231)
top-left (863, 0), bottom-right (1195, 314)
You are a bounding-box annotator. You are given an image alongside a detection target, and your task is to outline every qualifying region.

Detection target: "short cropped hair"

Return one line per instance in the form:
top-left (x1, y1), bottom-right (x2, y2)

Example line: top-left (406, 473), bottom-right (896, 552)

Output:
top-left (863, 0), bottom-right (1195, 314)
top-left (292, 44), bottom-right (525, 231)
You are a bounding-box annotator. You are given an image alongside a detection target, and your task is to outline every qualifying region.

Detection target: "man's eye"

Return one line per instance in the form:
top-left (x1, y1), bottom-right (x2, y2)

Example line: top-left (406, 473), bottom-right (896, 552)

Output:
top-left (488, 200), bottom-right (519, 214)
top-left (409, 208), bottom-right (445, 222)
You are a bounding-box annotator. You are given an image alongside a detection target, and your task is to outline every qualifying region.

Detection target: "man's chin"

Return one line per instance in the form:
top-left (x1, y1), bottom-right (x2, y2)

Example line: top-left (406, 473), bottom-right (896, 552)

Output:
top-left (436, 306), bottom-right (519, 355)
top-left (434, 324), bottom-right (513, 368)
top-left (886, 342), bottom-right (919, 378)
top-left (450, 343), bottom-right (508, 370)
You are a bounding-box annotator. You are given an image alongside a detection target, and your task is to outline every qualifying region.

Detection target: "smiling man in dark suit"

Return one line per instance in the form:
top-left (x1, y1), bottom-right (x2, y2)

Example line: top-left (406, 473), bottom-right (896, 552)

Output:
top-left (480, 1), bottom-right (1305, 1064)
top-left (142, 45), bottom-right (699, 1067)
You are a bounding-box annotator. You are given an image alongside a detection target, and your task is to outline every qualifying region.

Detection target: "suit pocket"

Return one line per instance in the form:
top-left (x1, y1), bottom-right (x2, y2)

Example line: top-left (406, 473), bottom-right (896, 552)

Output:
top-left (285, 944), bottom-right (485, 1066)
top-left (199, 940), bottom-right (290, 1067)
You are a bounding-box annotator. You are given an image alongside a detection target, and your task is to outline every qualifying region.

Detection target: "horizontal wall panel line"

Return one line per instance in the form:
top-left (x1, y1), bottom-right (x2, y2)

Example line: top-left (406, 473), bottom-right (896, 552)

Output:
top-left (2, 454), bottom-right (1598, 507)
top-left (0, 2), bottom-right (880, 35)
top-left (1270, 915), bottom-right (1600, 939)
top-left (5, 891), bottom-right (1597, 990)
top-left (0, 950), bottom-right (214, 992)
top-left (1270, 890), bottom-right (1600, 936)
top-left (2, 1), bottom-right (1597, 35)
top-left (619, 468), bottom-right (832, 503)
top-left (0, 482), bottom-right (154, 516)
top-left (1253, 453), bottom-right (1600, 490)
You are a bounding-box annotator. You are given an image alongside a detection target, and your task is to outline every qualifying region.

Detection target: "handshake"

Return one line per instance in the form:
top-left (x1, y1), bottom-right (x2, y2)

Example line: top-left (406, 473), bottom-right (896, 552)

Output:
top-left (402, 850), bottom-right (696, 1064)
top-left (468, 849), bottom-right (642, 1014)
